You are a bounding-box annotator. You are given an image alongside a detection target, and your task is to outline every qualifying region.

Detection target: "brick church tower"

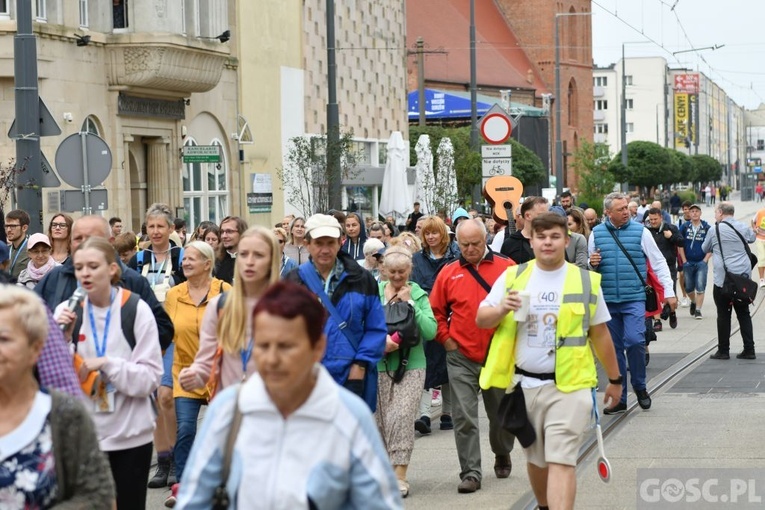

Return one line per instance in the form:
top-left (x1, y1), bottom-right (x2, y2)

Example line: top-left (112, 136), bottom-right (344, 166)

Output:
top-left (495, 0), bottom-right (594, 191)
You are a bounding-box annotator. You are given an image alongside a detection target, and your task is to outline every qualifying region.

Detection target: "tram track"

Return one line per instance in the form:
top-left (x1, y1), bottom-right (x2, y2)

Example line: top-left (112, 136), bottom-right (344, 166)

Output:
top-left (511, 288), bottom-right (765, 510)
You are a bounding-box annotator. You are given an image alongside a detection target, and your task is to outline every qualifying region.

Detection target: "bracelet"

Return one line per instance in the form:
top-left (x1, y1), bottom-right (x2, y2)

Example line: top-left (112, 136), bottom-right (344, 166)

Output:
top-left (608, 375), bottom-right (623, 385)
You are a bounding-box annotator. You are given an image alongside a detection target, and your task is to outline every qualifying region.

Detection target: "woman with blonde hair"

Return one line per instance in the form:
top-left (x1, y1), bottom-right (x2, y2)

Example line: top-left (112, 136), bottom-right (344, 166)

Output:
top-left (163, 241), bottom-right (231, 503)
top-left (389, 231), bottom-right (422, 254)
top-left (179, 226), bottom-right (280, 393)
top-left (1, 285), bottom-right (115, 508)
top-left (284, 216), bottom-right (308, 264)
top-left (55, 236), bottom-right (163, 509)
top-left (376, 247), bottom-right (436, 498)
top-left (410, 215), bottom-right (460, 434)
top-left (273, 226), bottom-right (298, 277)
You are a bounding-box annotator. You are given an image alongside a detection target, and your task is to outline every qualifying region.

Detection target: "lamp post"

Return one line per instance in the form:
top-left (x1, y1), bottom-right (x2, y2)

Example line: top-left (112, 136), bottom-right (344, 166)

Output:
top-left (326, 0), bottom-right (341, 211)
top-left (554, 11), bottom-right (591, 198)
top-left (619, 40), bottom-right (653, 192)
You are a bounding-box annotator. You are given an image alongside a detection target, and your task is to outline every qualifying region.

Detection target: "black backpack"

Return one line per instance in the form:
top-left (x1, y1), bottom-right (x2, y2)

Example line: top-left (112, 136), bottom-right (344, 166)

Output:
top-left (383, 301), bottom-right (420, 383)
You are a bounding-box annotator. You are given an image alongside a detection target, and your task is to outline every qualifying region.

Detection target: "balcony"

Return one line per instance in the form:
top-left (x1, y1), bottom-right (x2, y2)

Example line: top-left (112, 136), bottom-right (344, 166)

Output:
top-left (593, 86), bottom-right (605, 98)
top-left (594, 133), bottom-right (607, 144)
top-left (593, 110), bottom-right (606, 122)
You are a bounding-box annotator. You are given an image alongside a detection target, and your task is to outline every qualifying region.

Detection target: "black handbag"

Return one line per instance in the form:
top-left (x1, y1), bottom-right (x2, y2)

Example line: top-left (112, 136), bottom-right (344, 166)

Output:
top-left (383, 298), bottom-right (420, 383)
top-left (716, 223), bottom-right (758, 305)
top-left (606, 227), bottom-right (658, 311)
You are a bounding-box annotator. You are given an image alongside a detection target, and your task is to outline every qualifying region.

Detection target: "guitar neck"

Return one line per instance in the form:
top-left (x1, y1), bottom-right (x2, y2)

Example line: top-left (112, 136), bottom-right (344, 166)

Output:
top-left (504, 206), bottom-right (517, 234)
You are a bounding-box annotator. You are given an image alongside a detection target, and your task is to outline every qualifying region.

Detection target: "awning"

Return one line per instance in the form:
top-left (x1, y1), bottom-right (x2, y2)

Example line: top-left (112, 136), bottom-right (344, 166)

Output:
top-left (408, 88), bottom-right (546, 120)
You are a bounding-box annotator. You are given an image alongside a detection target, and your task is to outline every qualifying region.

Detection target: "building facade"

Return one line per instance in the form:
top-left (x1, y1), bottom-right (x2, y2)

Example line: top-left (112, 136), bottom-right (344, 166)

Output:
top-left (1, 0), bottom-right (237, 232)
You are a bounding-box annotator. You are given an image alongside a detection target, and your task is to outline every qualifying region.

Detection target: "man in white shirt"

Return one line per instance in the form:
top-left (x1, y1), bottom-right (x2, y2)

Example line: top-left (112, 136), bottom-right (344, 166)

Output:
top-left (477, 213), bottom-right (621, 510)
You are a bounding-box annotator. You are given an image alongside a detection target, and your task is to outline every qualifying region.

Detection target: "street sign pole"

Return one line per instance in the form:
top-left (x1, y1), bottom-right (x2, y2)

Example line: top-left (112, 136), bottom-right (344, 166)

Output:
top-left (80, 132), bottom-right (91, 215)
top-left (14, 0), bottom-right (43, 231)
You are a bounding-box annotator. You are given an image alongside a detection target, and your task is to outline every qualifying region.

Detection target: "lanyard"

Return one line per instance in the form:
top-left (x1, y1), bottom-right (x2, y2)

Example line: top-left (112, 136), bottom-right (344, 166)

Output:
top-left (10, 237), bottom-right (28, 273)
top-left (88, 289), bottom-right (116, 358)
top-left (240, 337), bottom-right (254, 380)
top-left (150, 250), bottom-right (169, 287)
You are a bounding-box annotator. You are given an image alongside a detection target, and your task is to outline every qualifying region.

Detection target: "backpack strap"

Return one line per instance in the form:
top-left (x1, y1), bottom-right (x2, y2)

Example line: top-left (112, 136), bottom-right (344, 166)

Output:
top-left (298, 264), bottom-right (358, 350)
top-left (73, 289), bottom-right (140, 351)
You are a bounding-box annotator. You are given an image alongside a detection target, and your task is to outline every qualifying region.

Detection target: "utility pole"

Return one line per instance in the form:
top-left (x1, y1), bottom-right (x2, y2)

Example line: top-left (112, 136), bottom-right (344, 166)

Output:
top-left (326, 0), bottom-right (341, 212)
top-left (417, 37), bottom-right (426, 127)
top-left (621, 44), bottom-right (628, 172)
top-left (469, 0), bottom-right (481, 207)
top-left (14, 0), bottom-right (43, 232)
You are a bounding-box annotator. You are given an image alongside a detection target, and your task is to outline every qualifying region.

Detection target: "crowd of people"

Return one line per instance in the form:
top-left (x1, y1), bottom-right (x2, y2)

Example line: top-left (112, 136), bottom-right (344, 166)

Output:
top-left (0, 188), bottom-right (759, 509)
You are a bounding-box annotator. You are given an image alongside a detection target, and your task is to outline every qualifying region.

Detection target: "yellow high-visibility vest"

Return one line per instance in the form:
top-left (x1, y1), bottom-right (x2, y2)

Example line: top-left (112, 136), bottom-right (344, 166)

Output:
top-left (479, 261), bottom-right (601, 393)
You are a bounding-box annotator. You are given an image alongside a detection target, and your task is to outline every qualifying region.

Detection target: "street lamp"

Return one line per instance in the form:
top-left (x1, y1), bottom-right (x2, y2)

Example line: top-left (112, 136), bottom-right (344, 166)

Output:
top-left (619, 40), bottom-right (653, 191)
top-left (554, 11), bottom-right (591, 198)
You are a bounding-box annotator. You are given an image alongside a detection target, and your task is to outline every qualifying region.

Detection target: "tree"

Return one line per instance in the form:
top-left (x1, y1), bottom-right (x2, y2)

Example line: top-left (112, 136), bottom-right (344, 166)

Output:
top-left (0, 158), bottom-right (24, 213)
top-left (691, 154), bottom-right (723, 184)
top-left (571, 141), bottom-right (614, 212)
top-left (609, 141), bottom-right (675, 194)
top-left (668, 149), bottom-right (695, 184)
top-left (277, 131), bottom-right (359, 217)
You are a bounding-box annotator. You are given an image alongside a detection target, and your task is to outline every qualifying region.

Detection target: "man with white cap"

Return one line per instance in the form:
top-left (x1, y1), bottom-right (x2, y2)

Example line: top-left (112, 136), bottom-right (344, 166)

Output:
top-left (17, 233), bottom-right (58, 289)
top-left (285, 213), bottom-right (387, 411)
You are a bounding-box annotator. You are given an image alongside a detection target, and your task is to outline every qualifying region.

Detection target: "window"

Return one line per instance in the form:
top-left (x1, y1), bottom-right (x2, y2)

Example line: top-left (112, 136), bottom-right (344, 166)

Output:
top-left (113, 0), bottom-right (128, 29)
top-left (594, 76), bottom-right (608, 87)
top-left (626, 99), bottom-right (634, 110)
top-left (377, 142), bottom-right (387, 166)
top-left (758, 140), bottom-right (764, 151)
top-left (0, 0), bottom-right (9, 16)
top-left (626, 123), bottom-right (634, 133)
top-left (625, 75), bottom-right (633, 86)
top-left (595, 100), bottom-right (608, 111)
top-left (594, 124), bottom-right (609, 134)
top-left (352, 141), bottom-right (372, 165)
top-left (34, 0), bottom-right (46, 20)
top-left (79, 0), bottom-right (88, 27)
top-left (81, 116), bottom-right (99, 135)
top-left (180, 0), bottom-right (186, 34)
top-left (182, 138), bottom-right (229, 229)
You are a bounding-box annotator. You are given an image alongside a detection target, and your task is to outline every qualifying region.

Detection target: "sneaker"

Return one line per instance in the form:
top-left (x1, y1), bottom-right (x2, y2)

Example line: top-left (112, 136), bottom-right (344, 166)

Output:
top-left (690, 302), bottom-right (696, 316)
top-left (415, 415), bottom-right (431, 435)
top-left (694, 310), bottom-right (702, 320)
top-left (669, 312), bottom-right (677, 329)
top-left (164, 483), bottom-right (180, 508)
top-left (431, 388), bottom-right (442, 407)
top-left (457, 476), bottom-right (482, 494)
top-left (635, 389), bottom-right (652, 410)
top-left (710, 351), bottom-right (730, 360)
top-left (494, 455), bottom-right (512, 479)
top-left (167, 460), bottom-right (177, 486)
top-left (148, 457), bottom-right (170, 489)
top-left (736, 351), bottom-right (756, 360)
top-left (603, 401), bottom-right (627, 415)
top-left (440, 415), bottom-right (454, 430)
top-left (680, 297), bottom-right (690, 307)
top-left (397, 479), bottom-right (410, 498)
top-left (653, 320), bottom-right (663, 332)
top-left (760, 279), bottom-right (765, 288)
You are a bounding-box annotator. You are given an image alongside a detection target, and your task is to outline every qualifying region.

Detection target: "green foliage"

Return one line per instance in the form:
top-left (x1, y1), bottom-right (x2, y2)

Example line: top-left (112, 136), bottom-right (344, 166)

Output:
top-left (277, 130), bottom-right (359, 217)
top-left (677, 189), bottom-right (697, 204)
top-left (572, 140), bottom-right (614, 204)
top-left (691, 154), bottom-right (723, 184)
top-left (609, 141), bottom-right (675, 191)
top-left (668, 150), bottom-right (695, 183)
top-left (409, 126), bottom-right (546, 203)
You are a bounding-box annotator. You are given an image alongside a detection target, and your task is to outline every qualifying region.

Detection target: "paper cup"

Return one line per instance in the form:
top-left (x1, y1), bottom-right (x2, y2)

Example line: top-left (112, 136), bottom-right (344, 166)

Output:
top-left (514, 290), bottom-right (531, 322)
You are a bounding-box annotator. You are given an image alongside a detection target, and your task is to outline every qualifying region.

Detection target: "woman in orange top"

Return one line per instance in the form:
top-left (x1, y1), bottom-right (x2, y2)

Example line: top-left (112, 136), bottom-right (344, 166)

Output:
top-left (164, 241), bottom-right (230, 488)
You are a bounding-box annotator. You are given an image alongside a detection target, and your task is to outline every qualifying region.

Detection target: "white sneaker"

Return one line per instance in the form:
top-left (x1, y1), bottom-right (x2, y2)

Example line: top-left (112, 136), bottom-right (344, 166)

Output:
top-left (431, 388), bottom-right (442, 407)
top-left (760, 279), bottom-right (765, 288)
top-left (680, 297), bottom-right (691, 307)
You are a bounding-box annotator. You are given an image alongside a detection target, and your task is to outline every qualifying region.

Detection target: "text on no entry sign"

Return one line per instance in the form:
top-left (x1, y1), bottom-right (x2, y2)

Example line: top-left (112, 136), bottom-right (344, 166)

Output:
top-left (480, 110), bottom-right (512, 144)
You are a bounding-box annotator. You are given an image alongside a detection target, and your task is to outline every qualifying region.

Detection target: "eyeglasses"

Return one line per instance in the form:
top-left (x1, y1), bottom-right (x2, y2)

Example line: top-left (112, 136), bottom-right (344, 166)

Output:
top-left (51, 222), bottom-right (68, 229)
top-left (4, 224), bottom-right (21, 230)
top-left (220, 229), bottom-right (238, 235)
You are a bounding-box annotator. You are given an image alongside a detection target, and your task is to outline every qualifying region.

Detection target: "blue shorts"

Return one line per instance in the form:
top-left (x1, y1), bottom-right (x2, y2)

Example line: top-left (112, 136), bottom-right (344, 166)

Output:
top-left (161, 343), bottom-right (174, 388)
top-left (683, 260), bottom-right (708, 294)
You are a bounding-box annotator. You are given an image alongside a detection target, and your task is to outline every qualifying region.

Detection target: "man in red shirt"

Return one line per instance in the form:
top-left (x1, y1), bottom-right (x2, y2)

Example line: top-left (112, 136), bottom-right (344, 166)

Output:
top-left (430, 218), bottom-right (517, 493)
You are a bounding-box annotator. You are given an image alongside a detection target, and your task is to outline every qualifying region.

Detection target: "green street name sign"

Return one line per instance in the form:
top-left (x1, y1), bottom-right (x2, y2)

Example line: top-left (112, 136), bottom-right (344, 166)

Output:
top-left (183, 145), bottom-right (222, 163)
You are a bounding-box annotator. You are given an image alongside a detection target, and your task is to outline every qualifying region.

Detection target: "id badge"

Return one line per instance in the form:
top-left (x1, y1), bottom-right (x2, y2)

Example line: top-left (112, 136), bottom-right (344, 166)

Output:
top-left (154, 282), bottom-right (169, 303)
top-left (94, 379), bottom-right (116, 413)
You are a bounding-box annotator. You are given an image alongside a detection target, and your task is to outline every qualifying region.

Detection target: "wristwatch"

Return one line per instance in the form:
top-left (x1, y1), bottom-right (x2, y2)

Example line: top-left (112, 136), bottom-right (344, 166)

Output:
top-left (608, 375), bottom-right (623, 385)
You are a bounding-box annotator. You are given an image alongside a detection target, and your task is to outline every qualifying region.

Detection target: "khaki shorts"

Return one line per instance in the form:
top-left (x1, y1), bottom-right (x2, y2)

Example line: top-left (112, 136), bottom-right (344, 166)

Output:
top-left (523, 384), bottom-right (593, 468)
top-left (755, 239), bottom-right (765, 268)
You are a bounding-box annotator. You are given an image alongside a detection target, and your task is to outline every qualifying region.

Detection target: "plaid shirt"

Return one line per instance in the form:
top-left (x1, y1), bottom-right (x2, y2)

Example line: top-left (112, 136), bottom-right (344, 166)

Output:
top-left (38, 304), bottom-right (84, 399)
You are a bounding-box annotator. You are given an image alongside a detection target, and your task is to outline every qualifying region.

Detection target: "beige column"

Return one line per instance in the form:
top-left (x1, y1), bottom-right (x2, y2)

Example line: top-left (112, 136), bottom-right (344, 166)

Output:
top-left (146, 138), bottom-right (170, 206)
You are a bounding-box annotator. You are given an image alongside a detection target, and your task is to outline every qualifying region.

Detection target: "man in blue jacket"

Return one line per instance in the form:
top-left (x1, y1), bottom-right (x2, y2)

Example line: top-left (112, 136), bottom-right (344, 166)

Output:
top-left (286, 213), bottom-right (387, 411)
top-left (679, 204), bottom-right (712, 319)
top-left (35, 215), bottom-right (174, 350)
top-left (589, 193), bottom-right (676, 414)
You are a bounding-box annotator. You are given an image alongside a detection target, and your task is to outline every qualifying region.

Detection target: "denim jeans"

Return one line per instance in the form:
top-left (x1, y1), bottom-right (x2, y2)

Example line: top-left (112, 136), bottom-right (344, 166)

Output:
top-left (606, 300), bottom-right (647, 404)
top-left (174, 397), bottom-right (206, 480)
top-left (683, 260), bottom-right (708, 294)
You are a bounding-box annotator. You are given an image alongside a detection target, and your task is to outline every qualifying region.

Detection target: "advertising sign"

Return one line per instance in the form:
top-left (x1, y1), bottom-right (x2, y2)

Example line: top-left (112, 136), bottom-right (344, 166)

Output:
top-left (674, 93), bottom-right (689, 148)
top-left (674, 73), bottom-right (699, 94)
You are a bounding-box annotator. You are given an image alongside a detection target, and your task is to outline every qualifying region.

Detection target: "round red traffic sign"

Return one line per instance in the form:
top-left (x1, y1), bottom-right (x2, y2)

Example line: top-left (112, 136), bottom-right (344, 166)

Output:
top-left (480, 113), bottom-right (512, 144)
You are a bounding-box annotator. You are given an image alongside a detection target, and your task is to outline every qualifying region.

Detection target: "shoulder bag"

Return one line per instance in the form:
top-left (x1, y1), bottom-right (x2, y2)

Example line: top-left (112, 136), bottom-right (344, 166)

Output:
top-left (716, 223), bottom-right (757, 305)
top-left (212, 385), bottom-right (244, 510)
top-left (606, 227), bottom-right (658, 312)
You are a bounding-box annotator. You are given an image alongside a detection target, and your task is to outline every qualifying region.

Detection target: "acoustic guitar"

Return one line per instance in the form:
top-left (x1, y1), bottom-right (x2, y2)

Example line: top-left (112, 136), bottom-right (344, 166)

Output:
top-left (483, 175), bottom-right (524, 234)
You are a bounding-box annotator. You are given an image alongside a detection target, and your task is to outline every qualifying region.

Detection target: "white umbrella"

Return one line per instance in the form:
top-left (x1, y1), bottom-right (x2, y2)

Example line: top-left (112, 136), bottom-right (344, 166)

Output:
top-left (379, 131), bottom-right (412, 224)
top-left (435, 137), bottom-right (459, 215)
top-left (414, 134), bottom-right (436, 215)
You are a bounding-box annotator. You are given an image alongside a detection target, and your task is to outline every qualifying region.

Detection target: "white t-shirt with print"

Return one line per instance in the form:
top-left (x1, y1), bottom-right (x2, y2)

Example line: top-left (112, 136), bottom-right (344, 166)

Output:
top-left (481, 264), bottom-right (611, 388)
